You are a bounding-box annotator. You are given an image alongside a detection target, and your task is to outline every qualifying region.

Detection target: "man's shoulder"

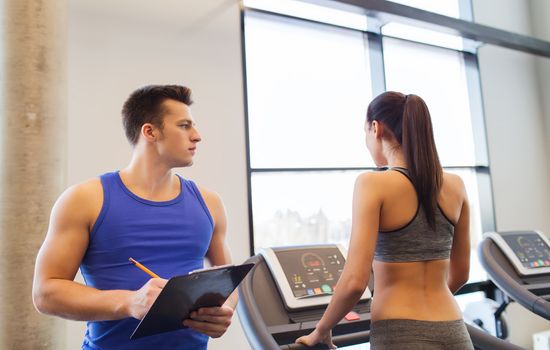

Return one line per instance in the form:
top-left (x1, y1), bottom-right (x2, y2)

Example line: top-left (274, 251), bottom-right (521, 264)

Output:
top-left (61, 177), bottom-right (104, 204)
top-left (51, 177), bottom-right (104, 223)
top-left (191, 184), bottom-right (225, 223)
top-left (194, 185), bottom-right (222, 205)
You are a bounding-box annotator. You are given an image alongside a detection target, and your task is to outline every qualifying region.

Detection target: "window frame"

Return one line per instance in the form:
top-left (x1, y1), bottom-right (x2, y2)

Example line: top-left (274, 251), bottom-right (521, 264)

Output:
top-left (240, 0), bottom-right (496, 296)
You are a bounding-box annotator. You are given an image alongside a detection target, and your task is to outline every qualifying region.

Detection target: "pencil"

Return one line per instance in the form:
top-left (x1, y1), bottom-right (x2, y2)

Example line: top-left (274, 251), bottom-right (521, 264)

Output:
top-left (129, 257), bottom-right (160, 278)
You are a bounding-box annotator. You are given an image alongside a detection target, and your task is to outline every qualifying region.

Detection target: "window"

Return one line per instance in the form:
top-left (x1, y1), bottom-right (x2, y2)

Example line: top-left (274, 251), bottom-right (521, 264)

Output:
top-left (251, 170), bottom-right (360, 250)
top-left (243, 0), bottom-right (494, 288)
top-left (245, 12), bottom-right (371, 169)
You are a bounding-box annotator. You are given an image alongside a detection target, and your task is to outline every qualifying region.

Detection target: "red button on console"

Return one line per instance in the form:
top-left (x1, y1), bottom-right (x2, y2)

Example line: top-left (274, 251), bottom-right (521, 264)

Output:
top-left (344, 311), bottom-right (360, 321)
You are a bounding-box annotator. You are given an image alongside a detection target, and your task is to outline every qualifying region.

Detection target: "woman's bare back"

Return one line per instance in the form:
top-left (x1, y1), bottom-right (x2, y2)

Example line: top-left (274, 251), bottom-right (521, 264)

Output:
top-left (370, 170), bottom-right (467, 322)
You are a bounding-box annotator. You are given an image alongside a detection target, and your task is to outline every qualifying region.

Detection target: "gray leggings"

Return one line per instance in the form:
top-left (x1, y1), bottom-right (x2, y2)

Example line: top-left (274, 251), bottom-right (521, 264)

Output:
top-left (370, 319), bottom-right (474, 350)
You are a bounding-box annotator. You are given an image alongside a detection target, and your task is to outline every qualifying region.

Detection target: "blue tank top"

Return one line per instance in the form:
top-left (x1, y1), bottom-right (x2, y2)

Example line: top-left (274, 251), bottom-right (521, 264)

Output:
top-left (80, 172), bottom-right (214, 350)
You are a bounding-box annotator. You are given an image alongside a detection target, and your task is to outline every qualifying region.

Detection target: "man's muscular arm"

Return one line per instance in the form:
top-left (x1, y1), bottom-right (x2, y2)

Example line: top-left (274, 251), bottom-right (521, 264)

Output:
top-left (32, 179), bottom-right (165, 321)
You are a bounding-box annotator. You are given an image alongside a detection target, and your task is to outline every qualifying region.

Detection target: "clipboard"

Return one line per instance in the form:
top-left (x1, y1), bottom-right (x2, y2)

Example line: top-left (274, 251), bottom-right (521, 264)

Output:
top-left (130, 263), bottom-right (255, 339)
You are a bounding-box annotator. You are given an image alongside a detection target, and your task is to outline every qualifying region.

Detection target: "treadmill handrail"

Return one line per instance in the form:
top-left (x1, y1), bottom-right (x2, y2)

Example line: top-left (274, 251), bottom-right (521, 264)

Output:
top-left (238, 256), bottom-right (281, 350)
top-left (282, 331), bottom-right (370, 349)
top-left (238, 255), bottom-right (371, 350)
top-left (466, 324), bottom-right (525, 350)
top-left (479, 238), bottom-right (550, 319)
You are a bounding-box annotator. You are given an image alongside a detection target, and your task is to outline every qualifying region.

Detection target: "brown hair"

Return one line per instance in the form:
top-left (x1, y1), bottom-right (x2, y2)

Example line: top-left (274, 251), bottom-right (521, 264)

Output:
top-left (366, 91), bottom-right (442, 228)
top-left (121, 85), bottom-right (193, 145)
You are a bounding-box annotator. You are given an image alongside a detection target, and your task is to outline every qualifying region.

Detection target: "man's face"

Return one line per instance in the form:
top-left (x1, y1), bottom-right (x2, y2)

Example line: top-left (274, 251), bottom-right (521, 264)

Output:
top-left (155, 99), bottom-right (202, 167)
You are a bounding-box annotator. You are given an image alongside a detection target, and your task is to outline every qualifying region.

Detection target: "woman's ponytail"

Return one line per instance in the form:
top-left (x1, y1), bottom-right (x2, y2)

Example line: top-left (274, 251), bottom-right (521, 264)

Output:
top-left (402, 94), bottom-right (442, 228)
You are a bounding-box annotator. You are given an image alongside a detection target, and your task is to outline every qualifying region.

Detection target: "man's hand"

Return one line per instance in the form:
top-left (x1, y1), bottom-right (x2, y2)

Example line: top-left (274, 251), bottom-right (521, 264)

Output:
top-left (183, 305), bottom-right (234, 338)
top-left (127, 278), bottom-right (167, 320)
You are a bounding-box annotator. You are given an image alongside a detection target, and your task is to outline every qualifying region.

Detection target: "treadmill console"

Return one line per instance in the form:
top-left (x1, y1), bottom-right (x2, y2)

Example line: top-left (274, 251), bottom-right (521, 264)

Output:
top-left (261, 245), bottom-right (371, 310)
top-left (485, 231), bottom-right (550, 276)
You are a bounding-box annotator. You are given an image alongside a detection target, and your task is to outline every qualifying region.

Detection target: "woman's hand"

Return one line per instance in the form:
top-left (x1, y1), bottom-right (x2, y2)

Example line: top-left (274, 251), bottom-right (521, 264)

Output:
top-left (296, 328), bottom-right (336, 349)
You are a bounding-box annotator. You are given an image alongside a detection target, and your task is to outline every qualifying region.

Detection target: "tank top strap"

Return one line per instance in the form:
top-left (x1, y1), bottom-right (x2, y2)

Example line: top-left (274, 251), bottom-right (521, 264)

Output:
top-left (89, 172), bottom-right (116, 241)
top-left (389, 167), bottom-right (417, 190)
top-left (388, 166), bottom-right (411, 180)
top-left (179, 177), bottom-right (214, 228)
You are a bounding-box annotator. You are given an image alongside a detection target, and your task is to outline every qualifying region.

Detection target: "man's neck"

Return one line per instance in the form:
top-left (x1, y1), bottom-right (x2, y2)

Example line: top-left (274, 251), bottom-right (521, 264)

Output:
top-left (119, 152), bottom-right (179, 201)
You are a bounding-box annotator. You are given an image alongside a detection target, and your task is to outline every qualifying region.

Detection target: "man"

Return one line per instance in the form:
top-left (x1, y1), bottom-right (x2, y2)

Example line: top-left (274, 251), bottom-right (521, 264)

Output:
top-left (32, 85), bottom-right (235, 349)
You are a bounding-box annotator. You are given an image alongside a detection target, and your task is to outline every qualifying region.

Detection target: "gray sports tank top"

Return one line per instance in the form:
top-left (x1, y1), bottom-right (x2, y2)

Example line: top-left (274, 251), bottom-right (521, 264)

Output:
top-left (374, 167), bottom-right (455, 263)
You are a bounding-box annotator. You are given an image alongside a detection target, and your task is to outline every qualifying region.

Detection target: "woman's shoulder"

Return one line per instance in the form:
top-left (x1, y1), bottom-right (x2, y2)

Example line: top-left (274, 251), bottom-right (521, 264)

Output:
top-left (355, 169), bottom-right (407, 195)
top-left (442, 172), bottom-right (465, 189)
top-left (441, 172), bottom-right (467, 200)
top-left (356, 169), bottom-right (391, 184)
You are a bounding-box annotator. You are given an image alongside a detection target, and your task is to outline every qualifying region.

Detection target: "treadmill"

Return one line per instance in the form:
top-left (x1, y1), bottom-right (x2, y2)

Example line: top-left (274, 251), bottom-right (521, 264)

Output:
top-left (238, 244), bottom-right (524, 350)
top-left (479, 230), bottom-right (550, 321)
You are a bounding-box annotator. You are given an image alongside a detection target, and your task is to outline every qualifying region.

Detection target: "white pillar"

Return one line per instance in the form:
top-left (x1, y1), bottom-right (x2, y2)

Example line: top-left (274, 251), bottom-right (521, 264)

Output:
top-left (530, 1), bottom-right (550, 177)
top-left (0, 0), bottom-right (67, 348)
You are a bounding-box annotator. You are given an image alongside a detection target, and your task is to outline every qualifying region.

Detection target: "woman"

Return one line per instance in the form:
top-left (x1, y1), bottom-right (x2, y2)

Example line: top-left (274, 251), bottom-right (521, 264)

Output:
top-left (296, 92), bottom-right (472, 349)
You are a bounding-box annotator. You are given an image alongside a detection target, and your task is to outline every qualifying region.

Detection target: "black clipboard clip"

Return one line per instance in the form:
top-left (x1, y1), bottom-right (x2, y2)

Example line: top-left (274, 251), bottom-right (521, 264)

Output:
top-left (130, 262), bottom-right (255, 339)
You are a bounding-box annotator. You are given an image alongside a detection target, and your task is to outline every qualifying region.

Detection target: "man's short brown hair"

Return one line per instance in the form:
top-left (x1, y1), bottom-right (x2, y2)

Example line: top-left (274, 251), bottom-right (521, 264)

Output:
top-left (121, 85), bottom-right (193, 145)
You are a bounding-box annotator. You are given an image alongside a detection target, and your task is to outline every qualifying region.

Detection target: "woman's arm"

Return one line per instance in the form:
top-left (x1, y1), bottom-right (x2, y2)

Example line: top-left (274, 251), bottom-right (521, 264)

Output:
top-left (447, 178), bottom-right (470, 293)
top-left (296, 172), bottom-right (382, 347)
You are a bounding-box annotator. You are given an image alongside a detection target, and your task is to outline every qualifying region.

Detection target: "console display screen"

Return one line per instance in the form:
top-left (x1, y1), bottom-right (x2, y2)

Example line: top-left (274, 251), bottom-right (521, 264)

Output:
top-left (274, 247), bottom-right (345, 298)
top-left (502, 233), bottom-right (550, 269)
